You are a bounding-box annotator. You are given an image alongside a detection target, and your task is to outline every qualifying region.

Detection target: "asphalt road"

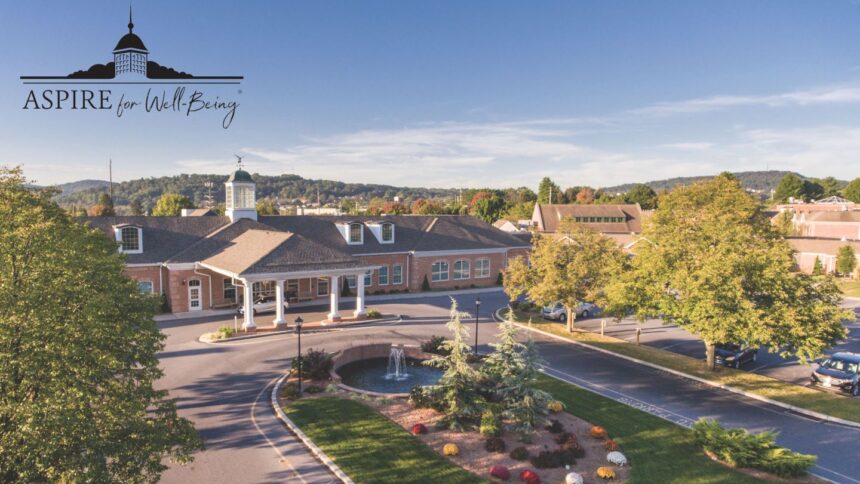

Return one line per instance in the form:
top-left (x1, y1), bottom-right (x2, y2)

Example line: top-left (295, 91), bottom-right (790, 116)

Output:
top-left (157, 290), bottom-right (860, 483)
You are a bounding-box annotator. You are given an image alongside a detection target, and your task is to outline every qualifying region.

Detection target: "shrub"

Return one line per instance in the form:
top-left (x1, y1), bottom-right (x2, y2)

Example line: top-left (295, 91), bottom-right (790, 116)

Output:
top-left (443, 443), bottom-right (459, 456)
top-left (410, 423), bottom-right (428, 435)
top-left (590, 426), bottom-right (607, 439)
top-left (530, 448), bottom-right (575, 468)
top-left (596, 467), bottom-right (615, 480)
top-left (547, 400), bottom-right (564, 413)
top-left (480, 409), bottom-right (502, 437)
top-left (422, 274), bottom-right (431, 291)
top-left (603, 439), bottom-right (619, 451)
top-left (490, 465), bottom-right (511, 480)
top-left (366, 308), bottom-right (382, 318)
top-left (408, 386), bottom-right (433, 408)
top-left (484, 437), bottom-right (506, 453)
top-left (211, 325), bottom-right (236, 340)
top-left (544, 419), bottom-right (564, 434)
top-left (554, 432), bottom-right (585, 458)
top-left (290, 348), bottom-right (334, 381)
top-left (509, 446), bottom-right (530, 461)
top-left (304, 384), bottom-right (324, 394)
top-left (421, 335), bottom-right (449, 355)
top-left (280, 382), bottom-right (299, 400)
top-left (692, 418), bottom-right (815, 477)
top-left (519, 469), bottom-right (540, 484)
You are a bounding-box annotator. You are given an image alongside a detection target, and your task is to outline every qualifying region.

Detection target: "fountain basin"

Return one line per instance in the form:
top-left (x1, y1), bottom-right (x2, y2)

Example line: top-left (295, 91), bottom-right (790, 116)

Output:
top-left (331, 344), bottom-right (442, 397)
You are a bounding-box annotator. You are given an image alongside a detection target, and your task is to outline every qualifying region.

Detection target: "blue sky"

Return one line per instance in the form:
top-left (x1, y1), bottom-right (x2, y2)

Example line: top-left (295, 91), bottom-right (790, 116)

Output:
top-left (2, 0), bottom-right (860, 188)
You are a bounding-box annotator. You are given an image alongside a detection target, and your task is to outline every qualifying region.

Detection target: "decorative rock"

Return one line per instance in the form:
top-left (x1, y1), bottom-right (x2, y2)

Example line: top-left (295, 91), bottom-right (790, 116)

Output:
top-left (443, 443), bottom-right (459, 456)
top-left (519, 469), bottom-right (540, 484)
top-left (606, 451), bottom-right (627, 466)
top-left (564, 472), bottom-right (584, 484)
top-left (411, 423), bottom-right (427, 435)
top-left (490, 465), bottom-right (510, 480)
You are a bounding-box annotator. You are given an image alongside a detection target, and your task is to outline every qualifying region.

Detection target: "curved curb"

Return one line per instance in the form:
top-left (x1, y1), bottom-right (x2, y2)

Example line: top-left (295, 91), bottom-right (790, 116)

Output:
top-left (271, 374), bottom-right (355, 484)
top-left (494, 307), bottom-right (860, 430)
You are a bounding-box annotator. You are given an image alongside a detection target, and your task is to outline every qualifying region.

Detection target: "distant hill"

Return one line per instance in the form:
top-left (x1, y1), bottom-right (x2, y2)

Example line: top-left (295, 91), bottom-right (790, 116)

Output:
top-left (601, 171), bottom-right (820, 194)
top-left (54, 173), bottom-right (460, 212)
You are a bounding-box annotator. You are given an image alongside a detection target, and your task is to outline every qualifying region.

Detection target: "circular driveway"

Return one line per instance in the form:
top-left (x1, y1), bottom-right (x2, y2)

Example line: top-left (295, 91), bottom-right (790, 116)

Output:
top-left (156, 290), bottom-right (860, 484)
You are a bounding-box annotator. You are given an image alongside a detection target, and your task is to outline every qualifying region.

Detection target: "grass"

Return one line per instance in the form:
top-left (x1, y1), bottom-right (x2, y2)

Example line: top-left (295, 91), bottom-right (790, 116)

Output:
top-left (508, 309), bottom-right (860, 423)
top-left (535, 373), bottom-right (765, 483)
top-left (282, 397), bottom-right (485, 484)
top-left (839, 280), bottom-right (860, 298)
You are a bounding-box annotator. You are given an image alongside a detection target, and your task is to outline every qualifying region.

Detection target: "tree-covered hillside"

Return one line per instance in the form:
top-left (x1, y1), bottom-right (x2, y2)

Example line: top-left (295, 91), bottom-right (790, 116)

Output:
top-left (602, 171), bottom-right (838, 194)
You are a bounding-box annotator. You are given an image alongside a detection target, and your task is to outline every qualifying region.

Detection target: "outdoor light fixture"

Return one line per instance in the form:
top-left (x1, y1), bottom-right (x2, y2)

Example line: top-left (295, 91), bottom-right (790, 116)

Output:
top-left (474, 297), bottom-right (481, 355)
top-left (295, 316), bottom-right (304, 397)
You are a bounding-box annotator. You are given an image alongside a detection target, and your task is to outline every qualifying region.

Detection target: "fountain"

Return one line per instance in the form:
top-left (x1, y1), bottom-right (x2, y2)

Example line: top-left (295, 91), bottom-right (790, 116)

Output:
top-left (385, 346), bottom-right (409, 380)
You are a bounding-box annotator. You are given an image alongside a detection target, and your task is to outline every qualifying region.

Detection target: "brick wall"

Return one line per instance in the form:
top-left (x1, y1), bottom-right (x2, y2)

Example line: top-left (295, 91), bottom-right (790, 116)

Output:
top-left (125, 266), bottom-right (164, 295)
top-left (410, 251), bottom-right (509, 290)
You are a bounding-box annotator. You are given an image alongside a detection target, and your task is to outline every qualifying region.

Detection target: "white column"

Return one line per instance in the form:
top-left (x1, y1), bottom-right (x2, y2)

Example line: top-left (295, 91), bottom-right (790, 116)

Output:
top-left (273, 280), bottom-right (287, 329)
top-left (354, 272), bottom-right (367, 318)
top-left (328, 275), bottom-right (341, 322)
top-left (242, 282), bottom-right (256, 331)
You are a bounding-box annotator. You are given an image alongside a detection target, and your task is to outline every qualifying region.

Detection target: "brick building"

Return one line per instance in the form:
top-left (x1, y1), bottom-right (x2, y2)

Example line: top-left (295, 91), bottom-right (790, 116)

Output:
top-left (85, 168), bottom-right (529, 329)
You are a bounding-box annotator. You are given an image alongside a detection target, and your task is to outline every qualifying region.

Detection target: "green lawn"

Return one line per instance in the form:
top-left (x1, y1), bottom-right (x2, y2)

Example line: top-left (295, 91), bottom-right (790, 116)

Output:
top-left (535, 374), bottom-right (764, 483)
top-left (282, 397), bottom-right (485, 484)
top-left (509, 310), bottom-right (860, 423)
top-left (839, 280), bottom-right (860, 298)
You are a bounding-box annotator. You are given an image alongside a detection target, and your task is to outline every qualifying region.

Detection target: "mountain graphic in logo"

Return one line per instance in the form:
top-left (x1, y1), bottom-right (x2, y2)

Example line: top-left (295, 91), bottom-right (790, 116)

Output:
top-left (22, 6), bottom-right (241, 82)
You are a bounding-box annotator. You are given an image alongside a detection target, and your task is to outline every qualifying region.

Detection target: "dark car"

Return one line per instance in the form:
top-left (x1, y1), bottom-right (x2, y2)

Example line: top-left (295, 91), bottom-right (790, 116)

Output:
top-left (811, 353), bottom-right (860, 397)
top-left (714, 343), bottom-right (757, 368)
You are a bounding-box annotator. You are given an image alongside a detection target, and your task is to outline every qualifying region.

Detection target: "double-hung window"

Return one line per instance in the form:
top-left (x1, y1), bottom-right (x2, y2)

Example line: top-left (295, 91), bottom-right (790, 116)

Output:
top-left (431, 261), bottom-right (449, 282)
top-left (392, 265), bottom-right (403, 285)
top-left (379, 266), bottom-right (389, 285)
top-left (475, 258), bottom-right (490, 278)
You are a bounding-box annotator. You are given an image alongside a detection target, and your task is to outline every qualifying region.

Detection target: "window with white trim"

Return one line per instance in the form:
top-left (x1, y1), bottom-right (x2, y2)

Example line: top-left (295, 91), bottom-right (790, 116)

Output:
top-left (453, 260), bottom-right (470, 280)
top-left (431, 261), bottom-right (449, 282)
top-left (381, 223), bottom-right (394, 242)
top-left (120, 226), bottom-right (141, 253)
top-left (138, 280), bottom-right (153, 293)
top-left (364, 270), bottom-right (372, 287)
top-left (317, 278), bottom-right (329, 296)
top-left (346, 275), bottom-right (357, 289)
top-left (252, 281), bottom-right (275, 301)
top-left (475, 258), bottom-right (490, 278)
top-left (349, 223), bottom-right (362, 243)
top-left (379, 266), bottom-right (389, 285)
top-left (223, 279), bottom-right (236, 300)
top-left (392, 264), bottom-right (403, 285)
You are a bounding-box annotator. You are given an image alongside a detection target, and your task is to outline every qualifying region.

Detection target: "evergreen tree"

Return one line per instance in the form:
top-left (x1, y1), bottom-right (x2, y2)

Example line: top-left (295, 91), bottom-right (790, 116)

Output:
top-left (773, 174), bottom-right (806, 203)
top-left (424, 299), bottom-right (483, 431)
top-left (836, 245), bottom-right (857, 278)
top-left (537, 177), bottom-right (562, 204)
top-left (811, 256), bottom-right (824, 276)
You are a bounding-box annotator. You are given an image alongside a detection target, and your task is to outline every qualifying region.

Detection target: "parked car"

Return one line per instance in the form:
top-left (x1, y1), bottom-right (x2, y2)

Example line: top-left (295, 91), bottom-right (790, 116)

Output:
top-left (541, 302), bottom-right (600, 322)
top-left (714, 343), bottom-right (757, 368)
top-left (811, 352), bottom-right (860, 397)
top-left (237, 295), bottom-right (288, 316)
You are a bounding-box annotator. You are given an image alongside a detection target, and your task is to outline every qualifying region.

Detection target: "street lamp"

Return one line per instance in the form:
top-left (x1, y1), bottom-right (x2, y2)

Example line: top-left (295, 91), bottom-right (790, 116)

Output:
top-left (295, 316), bottom-right (304, 397)
top-left (474, 297), bottom-right (481, 355)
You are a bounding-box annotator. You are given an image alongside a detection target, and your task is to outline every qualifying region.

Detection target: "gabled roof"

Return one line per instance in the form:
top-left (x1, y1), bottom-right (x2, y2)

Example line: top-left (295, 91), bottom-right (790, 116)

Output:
top-left (787, 237), bottom-right (860, 255)
top-left (533, 204), bottom-right (643, 234)
top-left (802, 211), bottom-right (860, 223)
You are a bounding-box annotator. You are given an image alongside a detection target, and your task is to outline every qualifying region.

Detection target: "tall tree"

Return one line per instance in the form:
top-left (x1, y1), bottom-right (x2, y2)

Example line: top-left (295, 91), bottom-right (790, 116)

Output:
top-left (88, 192), bottom-right (116, 216)
top-left (575, 187), bottom-right (595, 204)
top-left (537, 177), bottom-right (562, 204)
top-left (504, 220), bottom-right (625, 331)
top-left (816, 177), bottom-right (842, 198)
top-left (773, 174), bottom-right (806, 203)
top-left (470, 191), bottom-right (506, 223)
top-left (129, 198), bottom-right (145, 216)
top-left (0, 168), bottom-right (202, 482)
top-left (151, 193), bottom-right (194, 216)
top-left (836, 245), bottom-right (857, 278)
top-left (844, 178), bottom-right (860, 203)
top-left (606, 175), bottom-right (848, 369)
top-left (255, 199), bottom-right (279, 215)
top-left (624, 184), bottom-right (658, 209)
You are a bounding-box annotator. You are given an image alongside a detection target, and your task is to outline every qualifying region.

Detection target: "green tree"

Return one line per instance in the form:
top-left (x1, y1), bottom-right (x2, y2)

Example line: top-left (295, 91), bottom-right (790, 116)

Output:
top-left (503, 201), bottom-right (535, 221)
top-left (424, 299), bottom-right (483, 431)
top-left (802, 179), bottom-right (824, 201)
top-left (537, 177), bottom-right (562, 204)
top-left (481, 320), bottom-right (552, 431)
top-left (339, 198), bottom-right (357, 214)
top-left (836, 245), bottom-right (857, 278)
top-left (151, 193), bottom-right (195, 216)
top-left (624, 184), bottom-right (658, 210)
top-left (88, 192), bottom-right (116, 216)
top-left (773, 174), bottom-right (806, 203)
top-left (811, 256), bottom-right (824, 276)
top-left (774, 210), bottom-right (796, 236)
top-left (844, 178), bottom-right (860, 203)
top-left (470, 191), bottom-right (507, 223)
top-left (255, 199), bottom-right (279, 215)
top-left (504, 220), bottom-right (625, 331)
top-left (0, 168), bottom-right (202, 482)
top-left (816, 177), bottom-right (842, 198)
top-left (607, 175), bottom-right (849, 370)
top-left (129, 198), bottom-right (145, 216)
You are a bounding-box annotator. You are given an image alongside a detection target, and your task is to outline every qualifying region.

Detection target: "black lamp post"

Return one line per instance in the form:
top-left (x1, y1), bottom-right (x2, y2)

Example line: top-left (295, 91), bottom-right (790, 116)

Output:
top-left (295, 316), bottom-right (304, 397)
top-left (474, 296), bottom-right (481, 355)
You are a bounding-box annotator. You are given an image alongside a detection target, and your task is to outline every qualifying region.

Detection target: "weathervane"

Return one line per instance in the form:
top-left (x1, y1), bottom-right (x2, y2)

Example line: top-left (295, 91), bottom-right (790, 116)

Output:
top-left (234, 154), bottom-right (244, 170)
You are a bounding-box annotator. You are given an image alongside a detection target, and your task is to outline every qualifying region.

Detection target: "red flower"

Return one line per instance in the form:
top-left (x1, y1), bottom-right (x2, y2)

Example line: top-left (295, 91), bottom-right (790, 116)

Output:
top-left (519, 469), bottom-right (540, 484)
top-left (410, 423), bottom-right (427, 435)
top-left (490, 465), bottom-right (510, 480)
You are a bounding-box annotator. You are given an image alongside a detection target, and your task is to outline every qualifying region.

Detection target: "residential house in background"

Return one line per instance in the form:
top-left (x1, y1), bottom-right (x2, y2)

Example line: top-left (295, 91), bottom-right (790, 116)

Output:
top-left (531, 203), bottom-right (644, 248)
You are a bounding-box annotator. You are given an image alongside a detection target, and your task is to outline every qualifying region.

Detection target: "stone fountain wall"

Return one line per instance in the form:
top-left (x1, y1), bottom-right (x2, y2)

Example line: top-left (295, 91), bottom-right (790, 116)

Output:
top-left (330, 343), bottom-right (434, 398)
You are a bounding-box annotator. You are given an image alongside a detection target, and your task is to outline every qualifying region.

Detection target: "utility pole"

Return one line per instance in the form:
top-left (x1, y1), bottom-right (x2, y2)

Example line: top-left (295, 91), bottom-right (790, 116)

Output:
top-left (108, 158), bottom-right (113, 205)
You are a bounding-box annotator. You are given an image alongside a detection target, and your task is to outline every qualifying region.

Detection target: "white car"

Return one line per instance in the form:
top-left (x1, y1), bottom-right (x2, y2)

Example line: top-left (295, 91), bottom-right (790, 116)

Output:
top-left (541, 302), bottom-right (599, 322)
top-left (237, 296), bottom-right (288, 316)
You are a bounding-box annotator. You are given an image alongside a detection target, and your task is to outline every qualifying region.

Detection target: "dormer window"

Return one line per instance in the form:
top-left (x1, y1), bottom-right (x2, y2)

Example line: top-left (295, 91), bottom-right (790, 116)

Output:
top-left (114, 225), bottom-right (143, 254)
top-left (349, 223), bottom-right (363, 244)
top-left (381, 223), bottom-right (394, 243)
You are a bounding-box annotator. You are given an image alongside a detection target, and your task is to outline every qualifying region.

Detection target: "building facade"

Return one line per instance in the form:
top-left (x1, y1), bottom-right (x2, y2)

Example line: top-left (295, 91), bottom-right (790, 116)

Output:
top-left (85, 168), bottom-right (530, 329)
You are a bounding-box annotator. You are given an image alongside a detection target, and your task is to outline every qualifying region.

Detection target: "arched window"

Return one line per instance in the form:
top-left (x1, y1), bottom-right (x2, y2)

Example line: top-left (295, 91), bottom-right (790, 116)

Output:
top-left (453, 260), bottom-right (470, 280)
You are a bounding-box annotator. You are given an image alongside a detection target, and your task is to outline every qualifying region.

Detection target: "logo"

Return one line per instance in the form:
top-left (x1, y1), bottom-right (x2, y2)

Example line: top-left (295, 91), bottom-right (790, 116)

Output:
top-left (20, 6), bottom-right (243, 128)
